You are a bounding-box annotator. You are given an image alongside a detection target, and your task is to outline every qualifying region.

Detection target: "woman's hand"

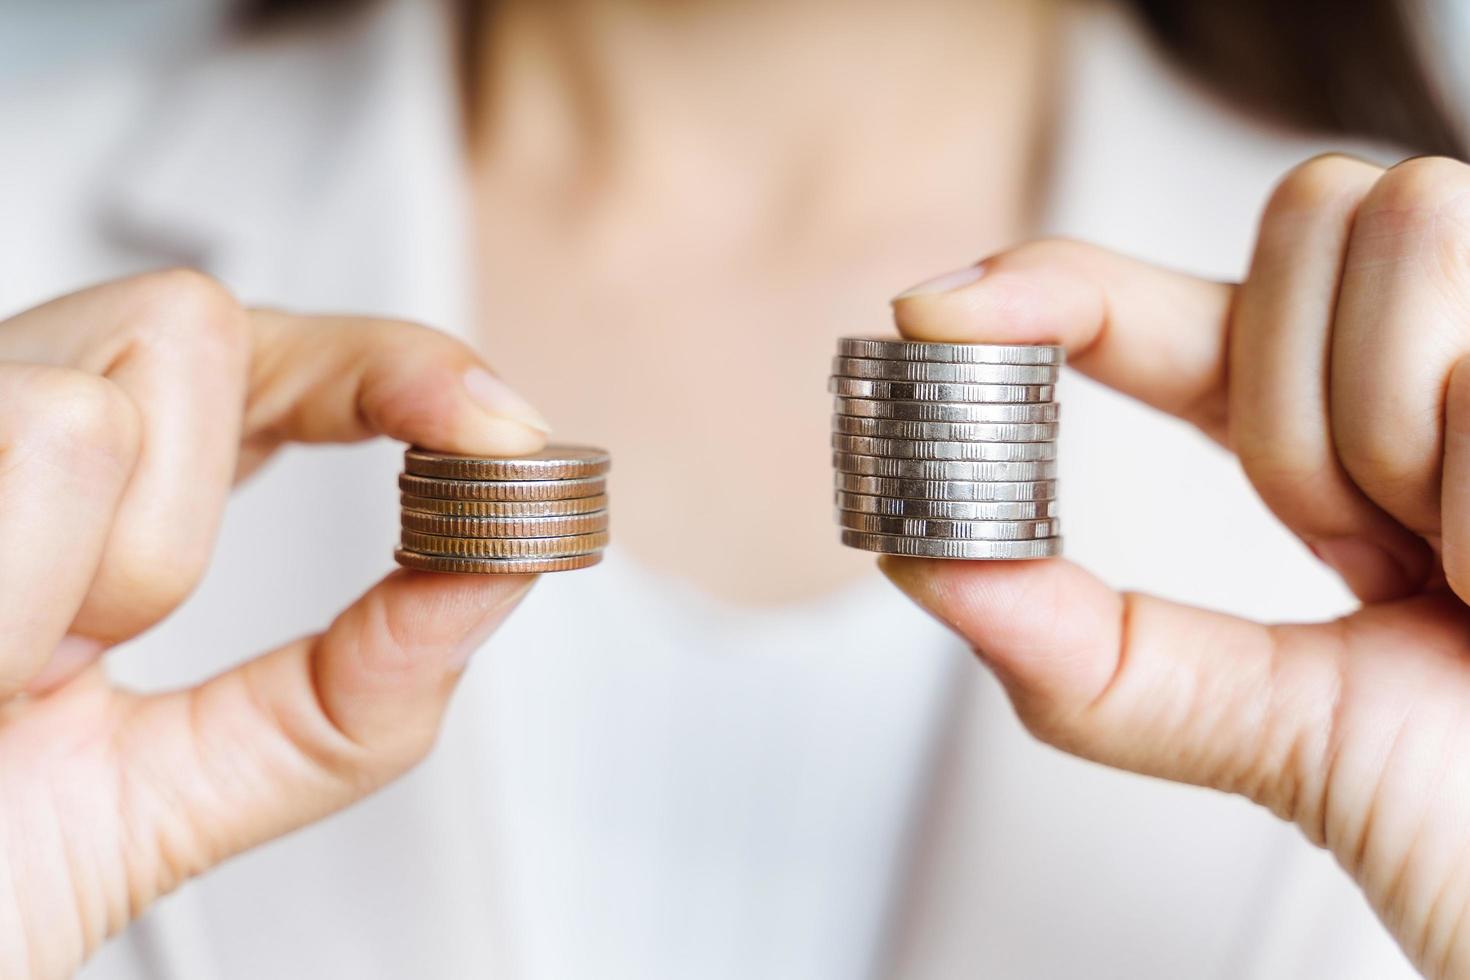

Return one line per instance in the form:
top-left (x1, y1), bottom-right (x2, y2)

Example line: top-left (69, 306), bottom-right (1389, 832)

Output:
top-left (884, 155), bottom-right (1470, 978)
top-left (0, 270), bottom-right (549, 978)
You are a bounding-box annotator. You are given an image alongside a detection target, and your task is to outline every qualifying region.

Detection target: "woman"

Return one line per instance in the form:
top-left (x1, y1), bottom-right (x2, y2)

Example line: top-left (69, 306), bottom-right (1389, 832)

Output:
top-left (2, 0), bottom-right (1468, 976)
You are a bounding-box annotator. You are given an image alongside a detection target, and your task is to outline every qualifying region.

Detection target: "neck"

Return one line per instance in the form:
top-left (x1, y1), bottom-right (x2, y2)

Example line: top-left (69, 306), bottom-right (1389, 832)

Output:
top-left (468, 0), bottom-right (1059, 237)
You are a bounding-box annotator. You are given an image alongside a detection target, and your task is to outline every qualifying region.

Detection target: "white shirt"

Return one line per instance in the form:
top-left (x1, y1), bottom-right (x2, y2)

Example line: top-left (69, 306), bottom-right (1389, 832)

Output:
top-left (0, 1), bottom-right (1419, 977)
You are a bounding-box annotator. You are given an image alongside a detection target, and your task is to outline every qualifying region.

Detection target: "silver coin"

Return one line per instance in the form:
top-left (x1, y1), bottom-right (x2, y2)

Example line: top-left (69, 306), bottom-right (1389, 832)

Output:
top-left (831, 433), bottom-right (1056, 462)
top-left (833, 452), bottom-right (1056, 481)
top-left (835, 492), bottom-right (1058, 520)
top-left (402, 510), bottom-right (609, 538)
top-left (835, 472), bottom-right (1056, 501)
top-left (828, 377), bottom-right (1054, 403)
top-left (837, 336), bottom-right (1064, 365)
top-left (399, 473), bottom-right (607, 501)
top-left (400, 493), bottom-right (610, 517)
top-left (836, 511), bottom-right (1059, 539)
top-left (832, 414), bottom-right (1058, 443)
top-left (404, 446), bottom-right (610, 481)
top-left (832, 357), bottom-right (1058, 385)
top-left (840, 530), bottom-right (1062, 560)
top-left (835, 397), bottom-right (1059, 423)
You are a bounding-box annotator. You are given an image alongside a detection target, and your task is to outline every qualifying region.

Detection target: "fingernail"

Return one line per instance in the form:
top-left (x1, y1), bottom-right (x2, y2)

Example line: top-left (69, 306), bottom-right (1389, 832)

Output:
top-left (1307, 537), bottom-right (1418, 601)
top-left (448, 577), bottom-right (536, 671)
top-left (463, 367), bottom-right (552, 434)
top-left (892, 263), bottom-right (986, 302)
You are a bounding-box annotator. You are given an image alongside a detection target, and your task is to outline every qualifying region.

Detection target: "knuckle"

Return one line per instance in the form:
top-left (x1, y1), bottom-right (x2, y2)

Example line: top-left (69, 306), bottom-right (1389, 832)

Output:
top-left (231, 652), bottom-right (379, 797)
top-left (125, 266), bottom-right (237, 315)
top-left (1264, 154), bottom-right (1379, 219)
top-left (118, 268), bottom-right (249, 365)
top-left (318, 591), bottom-right (444, 767)
top-left (1004, 237), bottom-right (1097, 270)
top-left (1358, 157), bottom-right (1470, 248)
top-left (14, 368), bottom-right (140, 474)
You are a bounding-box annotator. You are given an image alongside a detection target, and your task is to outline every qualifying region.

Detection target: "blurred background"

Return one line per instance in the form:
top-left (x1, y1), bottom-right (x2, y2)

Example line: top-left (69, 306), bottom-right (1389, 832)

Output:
top-left (0, 1), bottom-right (216, 79)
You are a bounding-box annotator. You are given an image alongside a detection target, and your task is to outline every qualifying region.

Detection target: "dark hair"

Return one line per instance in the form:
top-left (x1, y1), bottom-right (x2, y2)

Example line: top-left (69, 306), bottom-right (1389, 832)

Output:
top-left (239, 0), bottom-right (1465, 157)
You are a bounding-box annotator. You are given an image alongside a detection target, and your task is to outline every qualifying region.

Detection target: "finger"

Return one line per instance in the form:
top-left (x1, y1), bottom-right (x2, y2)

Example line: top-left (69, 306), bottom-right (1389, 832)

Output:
top-left (0, 365), bottom-right (138, 696)
top-left (111, 572), bottom-right (533, 895)
top-left (891, 240), bottom-right (1236, 440)
top-left (1229, 154), bottom-right (1431, 601)
top-left (241, 309), bottom-right (550, 465)
top-left (1332, 157), bottom-right (1470, 535)
top-left (878, 556), bottom-right (1343, 828)
top-left (1, 272), bottom-right (250, 641)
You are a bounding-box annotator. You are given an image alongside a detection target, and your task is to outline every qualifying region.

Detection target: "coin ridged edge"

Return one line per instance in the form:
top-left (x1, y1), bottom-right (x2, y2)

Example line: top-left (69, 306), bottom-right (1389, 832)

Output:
top-left (837, 336), bottom-right (1064, 365)
top-left (401, 511), bottom-right (609, 538)
top-left (399, 473), bottom-right (608, 501)
top-left (834, 397), bottom-right (1059, 423)
top-left (832, 357), bottom-right (1059, 384)
top-left (404, 446), bottom-right (610, 481)
top-left (832, 415), bottom-right (1059, 442)
top-left (833, 452), bottom-right (1058, 481)
top-left (395, 549), bottom-right (604, 574)
top-left (839, 530), bottom-right (1062, 559)
top-left (401, 530), bottom-right (609, 558)
top-left (828, 377), bottom-right (1055, 403)
top-left (400, 493), bottom-right (610, 517)
top-left (833, 473), bottom-right (1057, 501)
top-left (834, 492), bottom-right (1059, 520)
top-left (830, 433), bottom-right (1057, 462)
top-left (835, 511), bottom-right (1060, 540)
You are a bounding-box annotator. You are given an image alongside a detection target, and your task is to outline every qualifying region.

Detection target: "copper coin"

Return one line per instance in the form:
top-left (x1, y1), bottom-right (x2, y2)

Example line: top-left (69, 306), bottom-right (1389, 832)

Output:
top-left (404, 446), bottom-right (610, 481)
top-left (399, 493), bottom-right (609, 517)
top-left (400, 530), bottom-right (609, 558)
top-left (399, 473), bottom-right (607, 501)
top-left (395, 549), bottom-right (604, 575)
top-left (401, 510), bottom-right (609, 538)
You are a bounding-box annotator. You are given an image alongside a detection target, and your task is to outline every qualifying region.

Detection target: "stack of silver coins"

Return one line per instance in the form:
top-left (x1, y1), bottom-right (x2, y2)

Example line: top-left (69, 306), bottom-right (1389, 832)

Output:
top-left (395, 446), bottom-right (611, 573)
top-left (830, 336), bottom-right (1063, 559)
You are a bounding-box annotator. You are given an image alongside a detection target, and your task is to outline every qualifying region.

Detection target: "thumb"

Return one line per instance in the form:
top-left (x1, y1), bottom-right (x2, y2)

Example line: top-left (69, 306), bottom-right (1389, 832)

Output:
top-left (880, 556), bottom-right (1342, 819)
top-left (114, 571), bottom-right (533, 896)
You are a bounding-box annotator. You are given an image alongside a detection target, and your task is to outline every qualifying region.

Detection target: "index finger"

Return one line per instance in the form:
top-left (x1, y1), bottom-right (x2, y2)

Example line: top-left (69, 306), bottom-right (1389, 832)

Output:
top-left (1, 275), bottom-right (552, 461)
top-left (890, 240), bottom-right (1236, 440)
top-left (242, 309), bottom-right (552, 461)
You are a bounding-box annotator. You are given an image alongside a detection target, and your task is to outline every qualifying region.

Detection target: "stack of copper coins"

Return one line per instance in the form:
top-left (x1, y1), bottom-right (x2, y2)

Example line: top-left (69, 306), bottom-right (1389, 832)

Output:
top-left (395, 446), bottom-right (611, 573)
top-left (829, 336), bottom-right (1063, 560)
